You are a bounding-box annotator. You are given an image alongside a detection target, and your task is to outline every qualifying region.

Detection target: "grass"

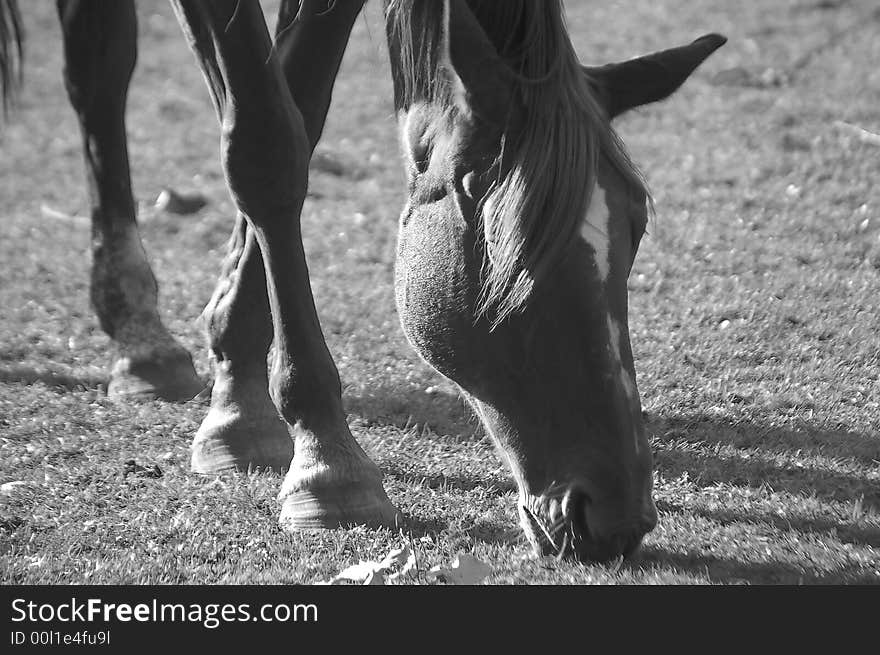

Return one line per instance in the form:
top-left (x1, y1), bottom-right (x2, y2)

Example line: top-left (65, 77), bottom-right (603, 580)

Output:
top-left (1, 0), bottom-right (878, 585)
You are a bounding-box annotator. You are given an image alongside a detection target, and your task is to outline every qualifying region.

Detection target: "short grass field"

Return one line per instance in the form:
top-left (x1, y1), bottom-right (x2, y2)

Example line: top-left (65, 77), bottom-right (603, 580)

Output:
top-left (1, 0), bottom-right (878, 585)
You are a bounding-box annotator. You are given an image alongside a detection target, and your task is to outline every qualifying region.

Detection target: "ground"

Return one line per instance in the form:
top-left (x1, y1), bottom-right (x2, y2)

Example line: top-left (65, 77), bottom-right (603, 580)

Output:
top-left (0, 0), bottom-right (878, 584)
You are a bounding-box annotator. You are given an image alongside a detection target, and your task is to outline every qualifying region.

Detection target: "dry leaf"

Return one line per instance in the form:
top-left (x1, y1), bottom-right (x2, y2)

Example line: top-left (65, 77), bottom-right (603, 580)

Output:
top-left (383, 546), bottom-right (417, 581)
top-left (427, 554), bottom-right (490, 585)
top-left (324, 561), bottom-right (384, 585)
top-left (321, 545), bottom-right (416, 585)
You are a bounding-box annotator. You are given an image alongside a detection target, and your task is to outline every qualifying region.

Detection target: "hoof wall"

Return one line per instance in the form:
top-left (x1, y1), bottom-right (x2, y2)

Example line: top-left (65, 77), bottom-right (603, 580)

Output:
top-left (109, 355), bottom-right (204, 402)
top-left (279, 482), bottom-right (402, 530)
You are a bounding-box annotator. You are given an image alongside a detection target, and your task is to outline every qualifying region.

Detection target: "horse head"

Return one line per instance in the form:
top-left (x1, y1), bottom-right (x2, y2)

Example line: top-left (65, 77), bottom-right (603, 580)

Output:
top-left (388, 0), bottom-right (724, 562)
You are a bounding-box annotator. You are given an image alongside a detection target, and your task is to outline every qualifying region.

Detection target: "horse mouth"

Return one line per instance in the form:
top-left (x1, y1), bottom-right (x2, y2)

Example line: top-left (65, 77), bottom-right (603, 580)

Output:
top-left (520, 487), bottom-right (651, 564)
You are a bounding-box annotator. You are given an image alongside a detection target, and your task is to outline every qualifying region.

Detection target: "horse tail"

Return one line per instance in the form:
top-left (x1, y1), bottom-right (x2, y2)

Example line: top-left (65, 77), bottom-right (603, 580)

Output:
top-left (0, 0), bottom-right (23, 115)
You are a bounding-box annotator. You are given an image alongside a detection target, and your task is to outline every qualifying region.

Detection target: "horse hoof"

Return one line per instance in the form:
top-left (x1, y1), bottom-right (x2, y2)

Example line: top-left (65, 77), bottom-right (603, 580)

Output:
top-left (279, 481), bottom-right (402, 530)
top-left (108, 354), bottom-right (204, 402)
top-left (190, 408), bottom-right (293, 474)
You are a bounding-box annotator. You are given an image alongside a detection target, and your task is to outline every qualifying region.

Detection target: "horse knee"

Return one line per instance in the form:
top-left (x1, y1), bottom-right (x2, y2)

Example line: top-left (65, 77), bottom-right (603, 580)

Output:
top-left (220, 104), bottom-right (310, 225)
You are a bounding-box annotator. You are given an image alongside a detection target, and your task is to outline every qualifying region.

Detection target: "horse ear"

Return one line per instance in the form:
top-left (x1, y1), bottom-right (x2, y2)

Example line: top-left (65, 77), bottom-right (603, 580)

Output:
top-left (585, 33), bottom-right (727, 119)
top-left (441, 0), bottom-right (519, 127)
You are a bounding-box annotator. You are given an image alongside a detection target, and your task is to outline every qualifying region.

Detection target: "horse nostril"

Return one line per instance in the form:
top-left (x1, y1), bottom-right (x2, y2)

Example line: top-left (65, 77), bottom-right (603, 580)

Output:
top-left (557, 483), bottom-right (657, 563)
top-left (561, 484), bottom-right (593, 541)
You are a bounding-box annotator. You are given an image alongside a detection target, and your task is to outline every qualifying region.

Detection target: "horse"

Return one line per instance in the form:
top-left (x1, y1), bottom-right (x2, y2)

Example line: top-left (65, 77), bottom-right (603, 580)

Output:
top-left (0, 0), bottom-right (724, 563)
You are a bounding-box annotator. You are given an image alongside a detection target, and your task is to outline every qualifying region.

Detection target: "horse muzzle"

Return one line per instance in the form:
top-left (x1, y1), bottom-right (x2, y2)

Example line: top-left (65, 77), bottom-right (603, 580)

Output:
top-left (520, 483), bottom-right (658, 563)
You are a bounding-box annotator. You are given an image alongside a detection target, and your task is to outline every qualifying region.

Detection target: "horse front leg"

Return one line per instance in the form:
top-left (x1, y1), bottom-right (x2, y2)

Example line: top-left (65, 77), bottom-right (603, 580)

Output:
top-left (171, 0), bottom-right (399, 527)
top-left (191, 0), bottom-right (365, 474)
top-left (57, 0), bottom-right (203, 400)
top-left (190, 211), bottom-right (292, 473)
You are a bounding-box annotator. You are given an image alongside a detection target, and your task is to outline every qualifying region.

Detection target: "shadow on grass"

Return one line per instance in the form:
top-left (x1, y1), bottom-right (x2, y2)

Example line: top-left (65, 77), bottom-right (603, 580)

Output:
top-left (633, 544), bottom-right (879, 585)
top-left (345, 383), bottom-right (481, 441)
top-left (648, 414), bottom-right (880, 511)
top-left (657, 498), bottom-right (880, 550)
top-left (351, 391), bottom-right (878, 514)
top-left (383, 464), bottom-right (515, 496)
top-left (0, 364), bottom-right (106, 393)
top-left (395, 511), bottom-right (522, 549)
top-left (648, 414), bottom-right (880, 466)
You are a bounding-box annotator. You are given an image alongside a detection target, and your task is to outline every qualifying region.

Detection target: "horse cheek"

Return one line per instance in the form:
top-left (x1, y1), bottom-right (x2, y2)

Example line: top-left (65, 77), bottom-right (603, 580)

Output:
top-left (394, 199), bottom-right (484, 389)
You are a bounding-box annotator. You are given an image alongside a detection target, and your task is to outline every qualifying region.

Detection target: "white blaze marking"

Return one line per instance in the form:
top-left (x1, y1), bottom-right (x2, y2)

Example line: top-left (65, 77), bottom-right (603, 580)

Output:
top-left (580, 185), bottom-right (611, 282)
top-left (606, 315), bottom-right (641, 454)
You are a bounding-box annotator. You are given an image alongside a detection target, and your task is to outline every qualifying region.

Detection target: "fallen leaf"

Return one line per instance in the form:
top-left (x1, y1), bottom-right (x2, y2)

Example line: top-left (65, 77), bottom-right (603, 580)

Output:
top-left (427, 554), bottom-right (490, 585)
top-left (321, 545), bottom-right (417, 585)
top-left (383, 545), bottom-right (417, 581)
top-left (324, 561), bottom-right (387, 585)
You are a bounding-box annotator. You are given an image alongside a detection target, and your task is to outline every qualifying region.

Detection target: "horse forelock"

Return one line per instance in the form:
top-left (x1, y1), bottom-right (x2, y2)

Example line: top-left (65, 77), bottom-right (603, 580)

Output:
top-left (386, 0), bottom-right (651, 328)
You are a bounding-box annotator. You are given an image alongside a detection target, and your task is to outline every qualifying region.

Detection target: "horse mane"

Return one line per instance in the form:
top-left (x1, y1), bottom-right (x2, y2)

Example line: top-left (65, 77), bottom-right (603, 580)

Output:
top-left (386, 0), bottom-right (650, 327)
top-left (0, 0), bottom-right (23, 116)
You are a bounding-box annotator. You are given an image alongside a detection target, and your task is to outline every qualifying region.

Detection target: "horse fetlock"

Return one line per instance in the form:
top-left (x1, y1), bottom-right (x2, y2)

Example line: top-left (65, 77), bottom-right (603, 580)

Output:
top-left (205, 313), bottom-right (272, 367)
top-left (90, 231), bottom-right (159, 337)
top-left (268, 362), bottom-right (343, 425)
top-left (266, 359), bottom-right (394, 528)
top-left (201, 244), bottom-right (273, 364)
